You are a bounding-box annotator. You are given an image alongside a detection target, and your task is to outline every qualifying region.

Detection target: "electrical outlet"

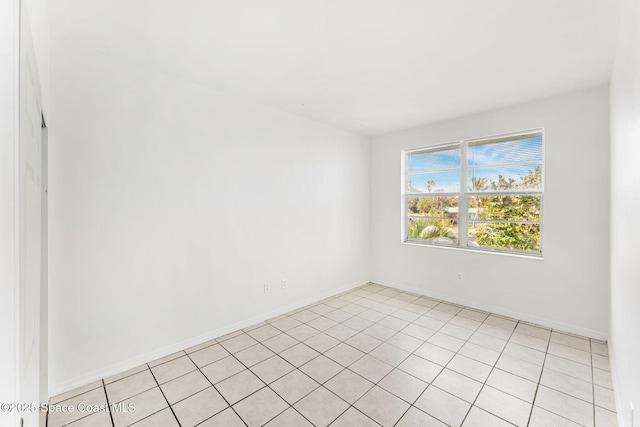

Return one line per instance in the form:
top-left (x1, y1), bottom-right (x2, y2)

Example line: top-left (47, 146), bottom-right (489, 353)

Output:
top-left (457, 272), bottom-right (463, 281)
top-left (264, 283), bottom-right (270, 293)
top-left (281, 279), bottom-right (288, 290)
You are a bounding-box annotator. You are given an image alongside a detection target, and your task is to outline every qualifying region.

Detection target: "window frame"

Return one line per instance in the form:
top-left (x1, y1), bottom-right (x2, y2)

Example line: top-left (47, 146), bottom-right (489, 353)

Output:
top-left (401, 128), bottom-right (544, 257)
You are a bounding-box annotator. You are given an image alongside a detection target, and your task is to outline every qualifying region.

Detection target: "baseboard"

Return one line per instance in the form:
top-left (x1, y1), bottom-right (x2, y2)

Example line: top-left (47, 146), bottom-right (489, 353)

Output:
top-left (372, 278), bottom-right (609, 341)
top-left (49, 279), bottom-right (367, 397)
top-left (52, 276), bottom-right (608, 397)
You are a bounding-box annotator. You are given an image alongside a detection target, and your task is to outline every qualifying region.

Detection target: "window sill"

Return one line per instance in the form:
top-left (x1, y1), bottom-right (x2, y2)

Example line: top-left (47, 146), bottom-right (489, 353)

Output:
top-left (402, 240), bottom-right (544, 261)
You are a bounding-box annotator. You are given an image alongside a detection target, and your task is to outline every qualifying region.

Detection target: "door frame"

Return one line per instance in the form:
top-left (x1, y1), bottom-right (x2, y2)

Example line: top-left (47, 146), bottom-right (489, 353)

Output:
top-left (0, 0), bottom-right (21, 425)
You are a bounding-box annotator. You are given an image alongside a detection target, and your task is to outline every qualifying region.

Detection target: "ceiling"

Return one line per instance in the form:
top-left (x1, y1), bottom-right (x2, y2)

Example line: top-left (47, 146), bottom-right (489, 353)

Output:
top-left (49, 0), bottom-right (624, 136)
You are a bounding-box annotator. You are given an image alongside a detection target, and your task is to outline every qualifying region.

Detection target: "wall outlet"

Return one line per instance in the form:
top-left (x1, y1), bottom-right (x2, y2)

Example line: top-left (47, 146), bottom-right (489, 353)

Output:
top-left (281, 279), bottom-right (288, 290)
top-left (264, 283), bottom-right (270, 293)
top-left (457, 272), bottom-right (463, 281)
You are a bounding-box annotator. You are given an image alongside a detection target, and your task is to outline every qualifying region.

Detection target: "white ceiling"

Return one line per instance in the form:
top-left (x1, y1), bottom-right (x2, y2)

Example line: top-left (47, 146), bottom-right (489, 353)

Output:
top-left (49, 0), bottom-right (624, 136)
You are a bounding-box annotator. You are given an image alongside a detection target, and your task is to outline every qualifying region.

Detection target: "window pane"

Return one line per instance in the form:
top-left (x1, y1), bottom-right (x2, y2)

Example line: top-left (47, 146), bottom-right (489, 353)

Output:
top-left (468, 164), bottom-right (542, 191)
top-left (407, 196), bottom-right (459, 218)
top-left (468, 133), bottom-right (543, 192)
top-left (468, 134), bottom-right (542, 167)
top-left (407, 196), bottom-right (459, 244)
top-left (469, 195), bottom-right (540, 222)
top-left (407, 170), bottom-right (460, 193)
top-left (468, 222), bottom-right (540, 252)
top-left (408, 147), bottom-right (460, 173)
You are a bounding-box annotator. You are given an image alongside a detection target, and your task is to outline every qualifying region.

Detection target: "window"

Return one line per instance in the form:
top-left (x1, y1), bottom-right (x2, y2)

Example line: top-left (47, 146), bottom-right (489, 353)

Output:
top-left (403, 129), bottom-right (543, 256)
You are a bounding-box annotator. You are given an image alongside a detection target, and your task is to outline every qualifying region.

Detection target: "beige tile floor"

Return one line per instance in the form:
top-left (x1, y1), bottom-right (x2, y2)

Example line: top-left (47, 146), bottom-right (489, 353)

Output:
top-left (47, 283), bottom-right (618, 427)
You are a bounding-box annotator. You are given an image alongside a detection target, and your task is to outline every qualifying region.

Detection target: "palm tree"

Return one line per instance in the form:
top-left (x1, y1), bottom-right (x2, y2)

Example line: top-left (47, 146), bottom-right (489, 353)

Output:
top-left (426, 180), bottom-right (435, 193)
top-left (408, 219), bottom-right (429, 239)
top-left (420, 221), bottom-right (455, 240)
top-left (408, 219), bottom-right (455, 241)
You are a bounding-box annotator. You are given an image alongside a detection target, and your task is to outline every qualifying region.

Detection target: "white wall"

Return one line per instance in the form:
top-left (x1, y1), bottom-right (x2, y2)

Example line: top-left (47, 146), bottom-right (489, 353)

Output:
top-left (48, 48), bottom-right (370, 394)
top-left (0, 0), bottom-right (18, 425)
top-left (370, 86), bottom-right (610, 338)
top-left (610, 0), bottom-right (640, 424)
top-left (24, 0), bottom-right (49, 114)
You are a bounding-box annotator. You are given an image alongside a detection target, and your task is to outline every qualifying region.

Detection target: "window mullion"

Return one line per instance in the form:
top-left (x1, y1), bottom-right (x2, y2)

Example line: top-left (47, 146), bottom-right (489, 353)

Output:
top-left (459, 141), bottom-right (468, 248)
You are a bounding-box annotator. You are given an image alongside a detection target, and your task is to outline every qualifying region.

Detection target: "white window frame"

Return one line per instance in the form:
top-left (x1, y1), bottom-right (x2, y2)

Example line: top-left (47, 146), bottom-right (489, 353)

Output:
top-left (401, 128), bottom-right (544, 257)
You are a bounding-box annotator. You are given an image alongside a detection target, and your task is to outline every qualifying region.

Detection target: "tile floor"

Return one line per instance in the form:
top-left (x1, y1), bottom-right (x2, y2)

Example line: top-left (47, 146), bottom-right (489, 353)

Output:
top-left (47, 283), bottom-right (618, 427)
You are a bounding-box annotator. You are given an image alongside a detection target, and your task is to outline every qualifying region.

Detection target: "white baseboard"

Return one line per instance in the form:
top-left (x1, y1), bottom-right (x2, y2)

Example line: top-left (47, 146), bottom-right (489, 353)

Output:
top-left (372, 278), bottom-right (609, 341)
top-left (51, 276), bottom-right (609, 397)
top-left (49, 279), bottom-right (367, 397)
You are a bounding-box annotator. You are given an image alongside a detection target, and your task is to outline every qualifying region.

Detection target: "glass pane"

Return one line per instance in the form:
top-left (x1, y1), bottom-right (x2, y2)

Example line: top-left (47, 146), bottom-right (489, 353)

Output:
top-left (468, 134), bottom-right (542, 167)
top-left (469, 195), bottom-right (540, 222)
top-left (407, 196), bottom-right (459, 244)
top-left (468, 222), bottom-right (540, 252)
top-left (408, 147), bottom-right (460, 173)
top-left (468, 164), bottom-right (542, 191)
top-left (407, 170), bottom-right (460, 193)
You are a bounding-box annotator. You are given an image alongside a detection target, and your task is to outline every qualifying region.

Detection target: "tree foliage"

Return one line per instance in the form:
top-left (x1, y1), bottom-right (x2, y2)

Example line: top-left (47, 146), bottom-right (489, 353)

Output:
top-left (408, 167), bottom-right (542, 252)
top-left (474, 167), bottom-right (542, 251)
top-left (416, 195), bottom-right (455, 217)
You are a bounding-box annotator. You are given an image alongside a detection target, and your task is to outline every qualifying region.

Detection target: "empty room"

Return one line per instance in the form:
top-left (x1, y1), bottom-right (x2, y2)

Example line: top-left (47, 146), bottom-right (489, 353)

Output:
top-left (2, 0), bottom-right (639, 426)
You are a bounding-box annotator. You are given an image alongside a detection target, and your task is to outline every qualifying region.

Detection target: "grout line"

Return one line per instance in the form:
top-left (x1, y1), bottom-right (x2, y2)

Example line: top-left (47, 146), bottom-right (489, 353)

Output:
top-left (591, 338), bottom-right (596, 426)
top-left (528, 325), bottom-right (608, 425)
top-left (406, 306), bottom-right (500, 425)
top-left (147, 364), bottom-right (182, 427)
top-left (309, 286), bottom-right (500, 425)
top-left (181, 352), bottom-right (248, 427)
top-left (52, 283), bottom-right (612, 427)
top-left (101, 379), bottom-right (115, 427)
top-left (523, 323), bottom-right (551, 426)
top-left (235, 341), bottom-right (351, 425)
top-left (255, 286), bottom-right (410, 425)
top-left (326, 286), bottom-right (604, 425)
top-left (302, 286), bottom-right (462, 425)
top-left (48, 382), bottom-right (105, 406)
top-left (370, 288), bottom-right (499, 425)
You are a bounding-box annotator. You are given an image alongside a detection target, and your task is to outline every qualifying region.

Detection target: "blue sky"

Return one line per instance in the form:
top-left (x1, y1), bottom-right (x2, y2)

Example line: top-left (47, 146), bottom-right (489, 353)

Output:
top-left (407, 135), bottom-right (542, 192)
